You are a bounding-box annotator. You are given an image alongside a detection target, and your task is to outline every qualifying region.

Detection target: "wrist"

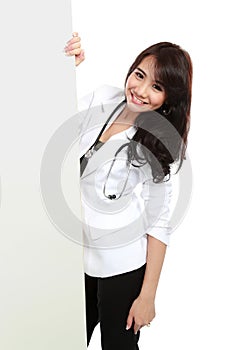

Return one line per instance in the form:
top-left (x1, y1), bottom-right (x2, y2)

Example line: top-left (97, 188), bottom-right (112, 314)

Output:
top-left (139, 288), bottom-right (156, 302)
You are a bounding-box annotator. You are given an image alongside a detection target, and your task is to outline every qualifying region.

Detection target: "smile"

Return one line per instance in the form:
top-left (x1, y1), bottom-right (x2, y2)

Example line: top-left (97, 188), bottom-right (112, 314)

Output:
top-left (130, 91), bottom-right (148, 105)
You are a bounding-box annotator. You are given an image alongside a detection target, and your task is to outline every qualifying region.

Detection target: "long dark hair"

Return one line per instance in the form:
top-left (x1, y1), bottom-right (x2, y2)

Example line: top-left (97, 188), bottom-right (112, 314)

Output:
top-left (125, 42), bottom-right (193, 182)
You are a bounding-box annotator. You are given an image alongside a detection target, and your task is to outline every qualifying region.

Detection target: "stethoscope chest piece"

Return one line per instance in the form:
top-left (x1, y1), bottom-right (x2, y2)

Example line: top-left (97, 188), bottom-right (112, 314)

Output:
top-left (107, 194), bottom-right (117, 200)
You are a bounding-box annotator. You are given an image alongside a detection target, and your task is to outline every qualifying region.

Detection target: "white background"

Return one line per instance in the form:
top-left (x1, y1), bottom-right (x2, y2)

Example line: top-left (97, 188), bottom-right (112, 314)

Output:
top-left (71, 0), bottom-right (233, 349)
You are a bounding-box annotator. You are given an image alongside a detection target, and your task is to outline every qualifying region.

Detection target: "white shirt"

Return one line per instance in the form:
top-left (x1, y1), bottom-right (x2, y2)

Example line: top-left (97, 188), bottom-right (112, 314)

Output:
top-left (77, 85), bottom-right (173, 277)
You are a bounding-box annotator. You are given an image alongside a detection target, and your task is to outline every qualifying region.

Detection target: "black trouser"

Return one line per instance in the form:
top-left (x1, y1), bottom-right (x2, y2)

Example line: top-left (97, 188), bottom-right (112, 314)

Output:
top-left (85, 264), bottom-right (146, 350)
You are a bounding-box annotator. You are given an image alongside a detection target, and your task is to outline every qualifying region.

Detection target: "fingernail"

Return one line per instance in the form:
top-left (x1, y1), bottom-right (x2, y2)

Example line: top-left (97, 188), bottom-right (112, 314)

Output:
top-left (126, 325), bottom-right (129, 330)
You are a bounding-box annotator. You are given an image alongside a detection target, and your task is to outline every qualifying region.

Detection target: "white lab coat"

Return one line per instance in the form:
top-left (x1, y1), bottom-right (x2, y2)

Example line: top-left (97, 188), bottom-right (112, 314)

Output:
top-left (77, 85), bottom-right (173, 277)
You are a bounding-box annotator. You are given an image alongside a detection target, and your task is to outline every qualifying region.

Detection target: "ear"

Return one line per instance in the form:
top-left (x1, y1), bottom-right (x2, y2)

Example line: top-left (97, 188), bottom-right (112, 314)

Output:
top-left (161, 103), bottom-right (171, 116)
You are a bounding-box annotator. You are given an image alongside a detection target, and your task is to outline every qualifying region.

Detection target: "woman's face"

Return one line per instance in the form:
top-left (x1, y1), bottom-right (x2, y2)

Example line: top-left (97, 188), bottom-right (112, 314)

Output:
top-left (125, 56), bottom-right (166, 113)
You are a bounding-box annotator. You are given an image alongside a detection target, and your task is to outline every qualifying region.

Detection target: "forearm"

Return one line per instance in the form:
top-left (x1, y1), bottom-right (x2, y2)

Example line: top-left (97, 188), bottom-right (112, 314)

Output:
top-left (139, 235), bottom-right (167, 302)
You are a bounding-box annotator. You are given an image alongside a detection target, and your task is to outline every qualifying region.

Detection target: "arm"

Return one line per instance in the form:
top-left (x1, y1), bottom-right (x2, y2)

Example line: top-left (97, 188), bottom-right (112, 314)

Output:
top-left (140, 235), bottom-right (166, 302)
top-left (126, 177), bottom-right (173, 334)
top-left (126, 235), bottom-right (167, 334)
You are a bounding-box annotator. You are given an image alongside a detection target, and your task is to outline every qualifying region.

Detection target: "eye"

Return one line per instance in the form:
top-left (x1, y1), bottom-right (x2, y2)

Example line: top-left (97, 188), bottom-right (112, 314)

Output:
top-left (152, 83), bottom-right (163, 92)
top-left (135, 71), bottom-right (144, 79)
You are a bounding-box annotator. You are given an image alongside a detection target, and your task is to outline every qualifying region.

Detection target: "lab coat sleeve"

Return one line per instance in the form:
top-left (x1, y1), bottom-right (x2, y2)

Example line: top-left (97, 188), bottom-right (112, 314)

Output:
top-left (140, 176), bottom-right (173, 246)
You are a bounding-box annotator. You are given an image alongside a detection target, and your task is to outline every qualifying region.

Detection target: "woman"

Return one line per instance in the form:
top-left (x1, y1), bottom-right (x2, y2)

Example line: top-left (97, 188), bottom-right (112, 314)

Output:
top-left (64, 32), bottom-right (192, 349)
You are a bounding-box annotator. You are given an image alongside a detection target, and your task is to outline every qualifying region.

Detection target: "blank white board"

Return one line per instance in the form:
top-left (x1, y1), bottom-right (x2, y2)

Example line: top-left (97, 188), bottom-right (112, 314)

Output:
top-left (0, 1), bottom-right (86, 349)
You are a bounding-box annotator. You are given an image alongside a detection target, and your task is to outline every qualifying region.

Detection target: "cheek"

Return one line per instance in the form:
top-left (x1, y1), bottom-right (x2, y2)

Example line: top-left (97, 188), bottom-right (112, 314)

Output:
top-left (126, 75), bottom-right (136, 90)
top-left (151, 94), bottom-right (166, 108)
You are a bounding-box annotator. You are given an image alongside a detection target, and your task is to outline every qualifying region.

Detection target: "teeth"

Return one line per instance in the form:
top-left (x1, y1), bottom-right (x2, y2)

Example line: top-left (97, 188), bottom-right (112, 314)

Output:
top-left (135, 96), bottom-right (143, 103)
top-left (132, 93), bottom-right (144, 104)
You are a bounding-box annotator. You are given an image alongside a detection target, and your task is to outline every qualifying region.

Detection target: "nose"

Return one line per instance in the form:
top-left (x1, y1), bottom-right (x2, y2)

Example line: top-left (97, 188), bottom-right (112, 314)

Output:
top-left (135, 82), bottom-right (148, 98)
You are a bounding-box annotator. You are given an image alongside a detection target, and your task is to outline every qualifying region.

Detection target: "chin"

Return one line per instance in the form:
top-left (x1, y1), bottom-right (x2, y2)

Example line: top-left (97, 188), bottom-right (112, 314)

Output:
top-left (127, 101), bottom-right (151, 113)
top-left (126, 102), bottom-right (143, 113)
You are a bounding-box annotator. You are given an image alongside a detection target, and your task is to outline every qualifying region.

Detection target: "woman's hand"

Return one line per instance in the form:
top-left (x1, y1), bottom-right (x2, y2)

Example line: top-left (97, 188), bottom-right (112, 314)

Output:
top-left (64, 32), bottom-right (85, 67)
top-left (126, 295), bottom-right (156, 335)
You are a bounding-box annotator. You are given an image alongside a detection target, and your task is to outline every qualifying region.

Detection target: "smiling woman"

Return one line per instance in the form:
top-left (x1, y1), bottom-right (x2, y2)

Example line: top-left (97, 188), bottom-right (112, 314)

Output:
top-left (64, 32), bottom-right (193, 350)
top-left (125, 56), bottom-right (166, 112)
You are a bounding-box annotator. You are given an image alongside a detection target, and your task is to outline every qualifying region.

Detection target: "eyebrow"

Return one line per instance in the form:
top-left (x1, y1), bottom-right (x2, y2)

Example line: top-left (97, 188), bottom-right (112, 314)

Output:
top-left (136, 67), bottom-right (164, 87)
top-left (136, 67), bottom-right (146, 76)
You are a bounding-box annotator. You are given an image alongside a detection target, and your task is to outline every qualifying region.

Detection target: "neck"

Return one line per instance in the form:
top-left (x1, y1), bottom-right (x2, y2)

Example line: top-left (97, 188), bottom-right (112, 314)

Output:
top-left (116, 106), bottom-right (139, 125)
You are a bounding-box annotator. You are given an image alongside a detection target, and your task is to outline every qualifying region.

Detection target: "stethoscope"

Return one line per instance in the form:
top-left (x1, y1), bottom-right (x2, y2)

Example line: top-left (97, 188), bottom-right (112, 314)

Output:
top-left (103, 143), bottom-right (133, 200)
top-left (80, 100), bottom-right (134, 200)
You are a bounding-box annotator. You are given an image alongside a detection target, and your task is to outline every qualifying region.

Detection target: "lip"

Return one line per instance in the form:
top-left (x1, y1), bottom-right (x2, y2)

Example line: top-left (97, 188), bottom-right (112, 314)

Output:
top-left (130, 91), bottom-right (147, 105)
